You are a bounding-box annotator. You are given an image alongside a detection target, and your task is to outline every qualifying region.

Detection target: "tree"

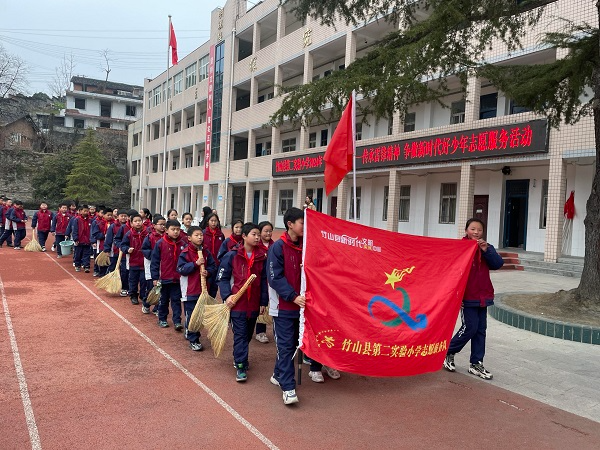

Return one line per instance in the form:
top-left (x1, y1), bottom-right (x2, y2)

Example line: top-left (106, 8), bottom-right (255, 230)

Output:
top-left (0, 44), bottom-right (28, 97)
top-left (48, 53), bottom-right (76, 100)
top-left (271, 0), bottom-right (600, 304)
top-left (32, 149), bottom-right (74, 206)
top-left (63, 129), bottom-right (118, 203)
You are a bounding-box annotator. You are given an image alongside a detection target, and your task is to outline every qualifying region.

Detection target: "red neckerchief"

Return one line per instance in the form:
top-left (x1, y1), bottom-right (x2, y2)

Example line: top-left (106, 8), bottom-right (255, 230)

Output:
top-left (241, 246), bottom-right (256, 305)
top-left (163, 236), bottom-right (179, 263)
top-left (130, 227), bottom-right (147, 249)
top-left (281, 232), bottom-right (302, 252)
top-left (207, 227), bottom-right (218, 254)
top-left (231, 233), bottom-right (243, 244)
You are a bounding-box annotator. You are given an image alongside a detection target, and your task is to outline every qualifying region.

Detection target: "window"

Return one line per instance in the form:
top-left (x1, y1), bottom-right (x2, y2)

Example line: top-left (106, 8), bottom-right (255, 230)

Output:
top-left (399, 185), bottom-right (411, 222)
top-left (74, 98), bottom-right (85, 109)
top-left (510, 99), bottom-right (531, 115)
top-left (349, 187), bottom-right (362, 220)
top-left (100, 122), bottom-right (110, 128)
top-left (262, 190), bottom-right (269, 214)
top-left (199, 55), bottom-right (209, 81)
top-left (153, 87), bottom-right (161, 107)
top-left (450, 100), bottom-right (465, 124)
top-left (320, 129), bottom-right (328, 147)
top-left (479, 93), bottom-right (498, 119)
top-left (282, 138), bottom-right (296, 153)
top-left (540, 179), bottom-right (548, 229)
top-left (126, 105), bottom-right (137, 117)
top-left (279, 189), bottom-right (294, 215)
top-left (404, 112), bottom-right (416, 132)
top-left (439, 183), bottom-right (457, 224)
top-left (133, 133), bottom-right (139, 147)
top-left (258, 95), bottom-right (265, 103)
top-left (185, 154), bottom-right (193, 168)
top-left (74, 119), bottom-right (85, 128)
top-left (388, 117), bottom-right (393, 136)
top-left (185, 62), bottom-right (197, 89)
top-left (172, 156), bottom-right (179, 171)
top-left (383, 186), bottom-right (389, 220)
top-left (174, 72), bottom-right (183, 95)
top-left (255, 141), bottom-right (271, 157)
top-left (323, 70), bottom-right (332, 77)
top-left (152, 156), bottom-right (159, 172)
top-left (131, 161), bottom-right (138, 176)
top-left (309, 132), bottom-right (316, 148)
top-left (267, 92), bottom-right (274, 100)
top-left (355, 123), bottom-right (363, 141)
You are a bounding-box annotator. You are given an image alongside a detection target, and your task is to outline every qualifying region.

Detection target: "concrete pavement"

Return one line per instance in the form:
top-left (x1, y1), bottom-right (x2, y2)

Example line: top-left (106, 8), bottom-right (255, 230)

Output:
top-left (451, 271), bottom-right (600, 423)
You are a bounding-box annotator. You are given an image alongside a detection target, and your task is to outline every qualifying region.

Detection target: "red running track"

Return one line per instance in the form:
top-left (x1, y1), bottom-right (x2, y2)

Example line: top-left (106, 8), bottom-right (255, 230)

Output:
top-left (1, 231), bottom-right (599, 449)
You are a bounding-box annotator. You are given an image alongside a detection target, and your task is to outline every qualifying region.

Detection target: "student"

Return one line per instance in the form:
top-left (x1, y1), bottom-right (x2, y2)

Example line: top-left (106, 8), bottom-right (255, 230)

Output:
top-left (166, 209), bottom-right (179, 221)
top-left (203, 213), bottom-right (225, 298)
top-left (180, 212), bottom-right (193, 234)
top-left (267, 207), bottom-right (305, 404)
top-left (177, 226), bottom-right (217, 351)
top-left (113, 210), bottom-right (136, 295)
top-left (303, 195), bottom-right (317, 211)
top-left (0, 197), bottom-right (11, 247)
top-left (255, 220), bottom-right (274, 344)
top-left (198, 206), bottom-right (213, 230)
top-left (103, 209), bottom-right (130, 295)
top-left (67, 202), bottom-right (78, 218)
top-left (71, 205), bottom-right (93, 272)
top-left (443, 218), bottom-right (504, 380)
top-left (0, 198), bottom-right (14, 248)
top-left (89, 205), bottom-right (97, 220)
top-left (122, 214), bottom-right (149, 306)
top-left (140, 208), bottom-right (152, 230)
top-left (4, 201), bottom-right (28, 249)
top-left (150, 219), bottom-right (187, 329)
top-left (51, 203), bottom-right (70, 258)
top-left (91, 207), bottom-right (112, 277)
top-left (217, 218), bottom-right (243, 261)
top-left (142, 215), bottom-right (166, 314)
top-left (31, 202), bottom-right (54, 251)
top-left (217, 222), bottom-right (268, 382)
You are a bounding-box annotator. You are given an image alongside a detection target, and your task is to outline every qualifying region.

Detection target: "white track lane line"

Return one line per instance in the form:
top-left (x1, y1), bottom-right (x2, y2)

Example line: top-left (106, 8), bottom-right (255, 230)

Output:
top-left (1, 274), bottom-right (42, 450)
top-left (44, 253), bottom-right (280, 450)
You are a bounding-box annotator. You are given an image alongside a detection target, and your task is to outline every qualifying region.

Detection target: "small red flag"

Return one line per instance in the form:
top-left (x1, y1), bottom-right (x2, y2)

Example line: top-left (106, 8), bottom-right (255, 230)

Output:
top-left (169, 23), bottom-right (178, 65)
top-left (564, 191), bottom-right (575, 219)
top-left (324, 93), bottom-right (355, 195)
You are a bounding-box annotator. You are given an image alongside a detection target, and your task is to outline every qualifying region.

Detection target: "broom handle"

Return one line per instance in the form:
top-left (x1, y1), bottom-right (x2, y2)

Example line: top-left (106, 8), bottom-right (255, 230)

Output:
top-left (229, 274), bottom-right (257, 306)
top-left (115, 250), bottom-right (123, 267)
top-left (198, 252), bottom-right (208, 292)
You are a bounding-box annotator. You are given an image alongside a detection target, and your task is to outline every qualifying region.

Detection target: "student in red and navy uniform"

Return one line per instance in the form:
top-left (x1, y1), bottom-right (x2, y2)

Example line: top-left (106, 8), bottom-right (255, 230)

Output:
top-left (203, 213), bottom-right (224, 298)
top-left (150, 219), bottom-right (187, 329)
top-left (121, 214), bottom-right (149, 308)
top-left (71, 205), bottom-right (93, 272)
top-left (31, 202), bottom-right (54, 251)
top-left (142, 215), bottom-right (166, 314)
top-left (254, 220), bottom-right (274, 344)
top-left (114, 210), bottom-right (137, 293)
top-left (51, 203), bottom-right (70, 258)
top-left (217, 218), bottom-right (243, 261)
top-left (4, 200), bottom-right (28, 249)
top-left (216, 222), bottom-right (268, 382)
top-left (177, 226), bottom-right (217, 351)
top-left (0, 198), bottom-right (14, 248)
top-left (91, 206), bottom-right (112, 276)
top-left (103, 209), bottom-right (129, 295)
top-left (67, 202), bottom-right (77, 218)
top-left (140, 208), bottom-right (152, 231)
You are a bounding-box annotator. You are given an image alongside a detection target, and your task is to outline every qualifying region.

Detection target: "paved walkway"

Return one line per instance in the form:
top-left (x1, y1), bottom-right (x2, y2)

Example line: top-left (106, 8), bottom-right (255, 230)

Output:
top-left (453, 271), bottom-right (600, 423)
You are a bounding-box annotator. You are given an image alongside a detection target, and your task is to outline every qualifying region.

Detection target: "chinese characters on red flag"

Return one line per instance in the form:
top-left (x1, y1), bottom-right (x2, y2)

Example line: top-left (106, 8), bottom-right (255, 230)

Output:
top-left (301, 209), bottom-right (478, 377)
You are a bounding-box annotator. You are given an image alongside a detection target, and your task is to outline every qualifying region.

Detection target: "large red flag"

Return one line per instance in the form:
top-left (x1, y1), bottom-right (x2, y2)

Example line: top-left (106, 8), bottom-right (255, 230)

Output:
top-left (301, 209), bottom-right (477, 377)
top-left (169, 22), bottom-right (178, 65)
top-left (324, 93), bottom-right (355, 195)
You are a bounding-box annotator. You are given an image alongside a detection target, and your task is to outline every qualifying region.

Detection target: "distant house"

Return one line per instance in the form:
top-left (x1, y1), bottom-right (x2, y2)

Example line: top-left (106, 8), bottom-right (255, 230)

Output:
top-left (0, 116), bottom-right (39, 150)
top-left (63, 76), bottom-right (143, 131)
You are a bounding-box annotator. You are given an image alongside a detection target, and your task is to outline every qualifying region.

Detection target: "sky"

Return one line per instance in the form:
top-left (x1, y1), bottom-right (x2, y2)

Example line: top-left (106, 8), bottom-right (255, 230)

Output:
top-left (0, 0), bottom-right (227, 95)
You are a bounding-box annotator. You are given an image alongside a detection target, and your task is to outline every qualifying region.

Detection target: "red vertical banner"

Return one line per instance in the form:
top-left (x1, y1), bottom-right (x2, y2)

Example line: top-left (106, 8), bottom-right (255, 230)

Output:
top-left (301, 210), bottom-right (478, 377)
top-left (204, 44), bottom-right (216, 181)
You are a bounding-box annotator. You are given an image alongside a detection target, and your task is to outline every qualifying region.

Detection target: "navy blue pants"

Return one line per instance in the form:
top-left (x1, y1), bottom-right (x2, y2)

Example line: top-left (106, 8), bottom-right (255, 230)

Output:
top-left (273, 316), bottom-right (299, 392)
top-left (448, 306), bottom-right (488, 364)
top-left (158, 282), bottom-right (182, 325)
top-left (128, 267), bottom-right (147, 301)
top-left (74, 244), bottom-right (92, 268)
top-left (0, 227), bottom-right (14, 246)
top-left (55, 234), bottom-right (66, 255)
top-left (13, 229), bottom-right (26, 247)
top-left (231, 314), bottom-right (258, 368)
top-left (94, 251), bottom-right (109, 276)
top-left (183, 298), bottom-right (201, 343)
top-left (37, 230), bottom-right (49, 247)
top-left (255, 322), bottom-right (266, 335)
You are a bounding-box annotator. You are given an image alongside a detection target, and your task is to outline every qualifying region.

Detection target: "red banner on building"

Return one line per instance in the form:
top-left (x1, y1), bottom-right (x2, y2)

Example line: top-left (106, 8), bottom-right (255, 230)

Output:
top-left (301, 210), bottom-right (477, 377)
top-left (204, 44), bottom-right (216, 181)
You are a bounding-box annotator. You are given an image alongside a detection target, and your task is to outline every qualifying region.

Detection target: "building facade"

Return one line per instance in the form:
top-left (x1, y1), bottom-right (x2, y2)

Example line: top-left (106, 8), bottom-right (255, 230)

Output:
top-left (65, 76), bottom-right (143, 131)
top-left (128, 0), bottom-right (596, 261)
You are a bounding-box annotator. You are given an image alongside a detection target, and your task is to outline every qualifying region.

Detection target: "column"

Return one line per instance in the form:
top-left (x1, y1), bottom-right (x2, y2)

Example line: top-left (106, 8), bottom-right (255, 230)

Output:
top-left (386, 170), bottom-right (401, 232)
top-left (464, 74), bottom-right (481, 123)
top-left (274, 65), bottom-right (283, 96)
top-left (253, 22), bottom-right (261, 54)
top-left (336, 177), bottom-right (349, 220)
top-left (248, 129), bottom-right (256, 160)
top-left (302, 52), bottom-right (313, 85)
top-left (177, 186), bottom-right (182, 214)
top-left (179, 147), bottom-right (185, 169)
top-left (457, 161), bottom-right (476, 237)
top-left (298, 126), bottom-right (309, 152)
top-left (250, 76), bottom-right (258, 106)
top-left (344, 30), bottom-right (356, 67)
top-left (244, 181), bottom-right (254, 223)
top-left (268, 178), bottom-right (277, 226)
top-left (296, 177), bottom-right (306, 209)
top-left (544, 158), bottom-right (567, 262)
top-left (271, 126), bottom-right (281, 154)
top-left (190, 185), bottom-right (196, 219)
top-left (192, 144), bottom-right (199, 168)
top-left (276, 5), bottom-right (286, 40)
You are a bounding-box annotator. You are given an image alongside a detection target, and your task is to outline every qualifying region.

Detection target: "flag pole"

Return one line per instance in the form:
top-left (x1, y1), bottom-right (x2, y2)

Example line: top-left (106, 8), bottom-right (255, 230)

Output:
top-left (160, 15), bottom-right (172, 216)
top-left (351, 90), bottom-right (357, 223)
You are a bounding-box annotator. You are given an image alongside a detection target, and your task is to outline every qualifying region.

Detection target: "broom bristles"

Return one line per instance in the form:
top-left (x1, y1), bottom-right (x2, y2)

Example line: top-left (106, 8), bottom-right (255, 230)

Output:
top-left (147, 284), bottom-right (161, 305)
top-left (95, 251), bottom-right (110, 267)
top-left (256, 311), bottom-right (273, 325)
top-left (188, 261), bottom-right (215, 332)
top-left (25, 233), bottom-right (43, 252)
top-left (96, 251), bottom-right (124, 295)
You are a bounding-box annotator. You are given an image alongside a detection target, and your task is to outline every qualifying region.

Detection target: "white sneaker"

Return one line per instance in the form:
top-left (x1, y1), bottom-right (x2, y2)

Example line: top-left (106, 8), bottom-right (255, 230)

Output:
top-left (282, 389), bottom-right (299, 405)
top-left (141, 306), bottom-right (150, 314)
top-left (270, 374), bottom-right (280, 386)
top-left (308, 371), bottom-right (324, 383)
top-left (255, 332), bottom-right (269, 343)
top-left (323, 366), bottom-right (341, 379)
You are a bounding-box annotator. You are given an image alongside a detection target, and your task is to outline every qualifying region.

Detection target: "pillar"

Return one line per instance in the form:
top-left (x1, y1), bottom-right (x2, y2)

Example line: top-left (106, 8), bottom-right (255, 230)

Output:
top-left (457, 161), bottom-right (476, 237)
top-left (386, 170), bottom-right (401, 232)
top-left (464, 74), bottom-right (481, 123)
top-left (268, 178), bottom-right (277, 226)
top-left (336, 177), bottom-right (349, 220)
top-left (544, 158), bottom-right (567, 262)
top-left (244, 181), bottom-right (254, 223)
top-left (297, 177), bottom-right (306, 209)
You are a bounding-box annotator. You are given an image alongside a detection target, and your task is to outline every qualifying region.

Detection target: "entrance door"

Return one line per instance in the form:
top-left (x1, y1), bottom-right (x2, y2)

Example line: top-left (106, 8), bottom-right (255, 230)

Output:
top-left (473, 195), bottom-right (489, 238)
top-left (330, 196), bottom-right (337, 217)
top-left (252, 190), bottom-right (260, 224)
top-left (231, 186), bottom-right (246, 223)
top-left (503, 180), bottom-right (529, 249)
top-left (316, 188), bottom-right (324, 212)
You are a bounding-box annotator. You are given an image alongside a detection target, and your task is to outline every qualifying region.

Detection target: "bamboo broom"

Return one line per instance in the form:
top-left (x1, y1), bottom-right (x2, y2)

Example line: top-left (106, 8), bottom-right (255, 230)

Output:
top-left (256, 309), bottom-right (273, 325)
top-left (24, 232), bottom-right (42, 252)
top-left (188, 255), bottom-right (215, 332)
top-left (95, 251), bottom-right (124, 294)
top-left (203, 274), bottom-right (257, 357)
top-left (147, 283), bottom-right (161, 305)
top-left (95, 251), bottom-right (111, 267)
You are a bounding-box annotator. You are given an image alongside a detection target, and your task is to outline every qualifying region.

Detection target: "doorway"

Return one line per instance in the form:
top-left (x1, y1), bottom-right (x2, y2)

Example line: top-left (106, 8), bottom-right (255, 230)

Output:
top-left (503, 180), bottom-right (529, 249)
top-left (231, 186), bottom-right (246, 223)
top-left (330, 196), bottom-right (337, 217)
top-left (473, 195), bottom-right (489, 238)
top-left (252, 190), bottom-right (260, 224)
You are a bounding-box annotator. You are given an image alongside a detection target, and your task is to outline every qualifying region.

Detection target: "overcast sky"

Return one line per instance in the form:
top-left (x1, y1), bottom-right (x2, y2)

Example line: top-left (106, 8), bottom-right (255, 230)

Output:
top-left (0, 0), bottom-right (227, 94)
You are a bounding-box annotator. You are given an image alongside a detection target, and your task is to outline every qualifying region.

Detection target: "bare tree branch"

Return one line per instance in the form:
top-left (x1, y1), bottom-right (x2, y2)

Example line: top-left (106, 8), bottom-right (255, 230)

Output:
top-left (0, 44), bottom-right (29, 98)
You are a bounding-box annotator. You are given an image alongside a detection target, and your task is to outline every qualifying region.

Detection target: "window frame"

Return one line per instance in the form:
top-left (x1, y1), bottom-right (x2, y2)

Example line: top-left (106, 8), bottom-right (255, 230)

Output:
top-left (185, 62), bottom-right (197, 89)
top-left (404, 112), bottom-right (416, 132)
top-left (279, 189), bottom-right (294, 215)
top-left (439, 183), bottom-right (457, 224)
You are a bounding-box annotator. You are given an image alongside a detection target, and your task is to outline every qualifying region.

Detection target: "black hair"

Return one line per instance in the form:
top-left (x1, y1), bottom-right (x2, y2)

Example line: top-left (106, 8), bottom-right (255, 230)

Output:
top-left (165, 219), bottom-right (181, 230)
top-left (96, 205), bottom-right (106, 213)
top-left (117, 209), bottom-right (129, 216)
top-left (141, 208), bottom-right (152, 221)
top-left (241, 222), bottom-right (259, 236)
top-left (59, 202), bottom-right (68, 208)
top-left (131, 213), bottom-right (142, 221)
top-left (258, 220), bottom-right (273, 231)
top-left (152, 215), bottom-right (165, 224)
top-left (14, 200), bottom-right (23, 206)
top-left (465, 218), bottom-right (485, 230)
top-left (80, 204), bottom-right (89, 210)
top-left (204, 213), bottom-right (220, 228)
top-left (187, 225), bottom-right (202, 236)
top-left (283, 207), bottom-right (303, 230)
top-left (182, 212), bottom-right (193, 220)
top-left (231, 218), bottom-right (243, 229)
top-left (166, 208), bottom-right (178, 218)
top-left (127, 209), bottom-right (138, 217)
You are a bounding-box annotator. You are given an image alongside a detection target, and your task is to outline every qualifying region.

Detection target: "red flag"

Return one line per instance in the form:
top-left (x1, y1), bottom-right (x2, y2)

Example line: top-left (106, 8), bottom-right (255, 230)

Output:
top-left (564, 191), bottom-right (575, 219)
top-left (301, 209), bottom-right (477, 377)
top-left (169, 22), bottom-right (178, 65)
top-left (324, 93), bottom-right (355, 195)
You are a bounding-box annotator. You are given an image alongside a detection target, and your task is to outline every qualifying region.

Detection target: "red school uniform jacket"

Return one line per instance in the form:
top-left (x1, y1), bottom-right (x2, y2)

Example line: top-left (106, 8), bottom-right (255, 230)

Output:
top-left (33, 209), bottom-right (53, 232)
top-left (53, 211), bottom-right (70, 235)
top-left (122, 228), bottom-right (149, 268)
top-left (203, 226), bottom-right (225, 264)
top-left (150, 235), bottom-right (188, 283)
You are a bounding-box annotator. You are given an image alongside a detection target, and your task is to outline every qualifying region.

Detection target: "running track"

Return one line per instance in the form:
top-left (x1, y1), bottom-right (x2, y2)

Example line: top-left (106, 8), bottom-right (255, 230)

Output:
top-left (1, 232), bottom-right (599, 449)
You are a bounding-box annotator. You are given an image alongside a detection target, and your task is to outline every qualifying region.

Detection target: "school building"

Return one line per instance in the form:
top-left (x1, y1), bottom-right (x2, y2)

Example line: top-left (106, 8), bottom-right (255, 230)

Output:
top-left (128, 0), bottom-right (596, 261)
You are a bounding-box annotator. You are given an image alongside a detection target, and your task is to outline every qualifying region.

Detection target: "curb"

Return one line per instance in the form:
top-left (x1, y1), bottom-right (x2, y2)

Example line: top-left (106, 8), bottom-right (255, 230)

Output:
top-left (489, 294), bottom-right (600, 345)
